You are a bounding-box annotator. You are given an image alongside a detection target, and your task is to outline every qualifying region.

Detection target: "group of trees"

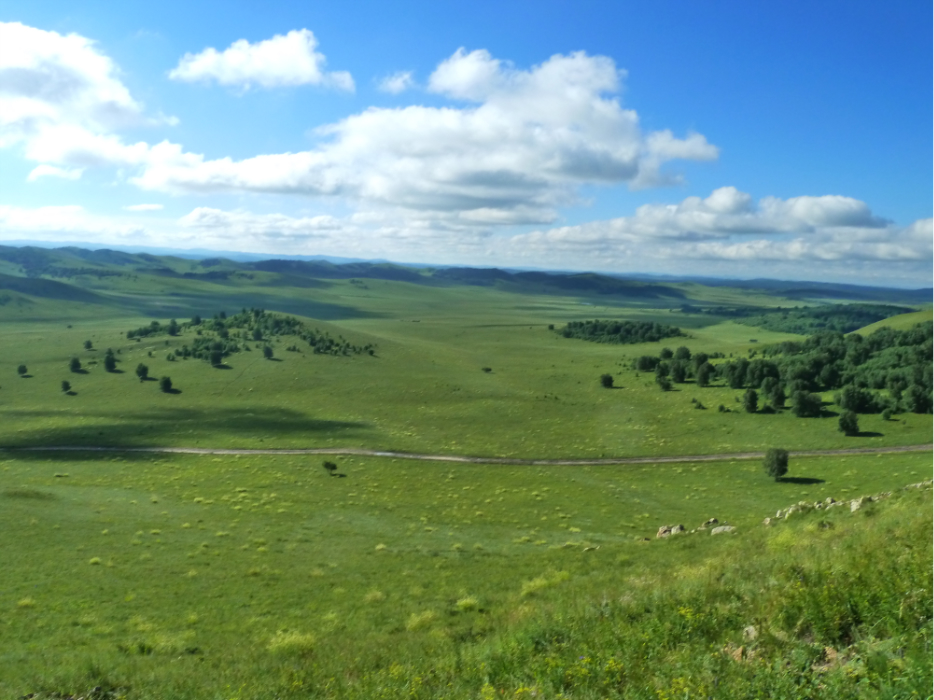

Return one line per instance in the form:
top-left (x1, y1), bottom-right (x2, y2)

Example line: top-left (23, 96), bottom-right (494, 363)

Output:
top-left (679, 303), bottom-right (911, 335)
top-left (631, 346), bottom-right (724, 392)
top-left (124, 308), bottom-right (376, 367)
top-left (560, 319), bottom-right (685, 345)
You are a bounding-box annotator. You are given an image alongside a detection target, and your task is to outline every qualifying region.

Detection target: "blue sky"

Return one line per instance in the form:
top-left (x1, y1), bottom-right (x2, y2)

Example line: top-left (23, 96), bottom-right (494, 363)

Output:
top-left (1, 0), bottom-right (930, 286)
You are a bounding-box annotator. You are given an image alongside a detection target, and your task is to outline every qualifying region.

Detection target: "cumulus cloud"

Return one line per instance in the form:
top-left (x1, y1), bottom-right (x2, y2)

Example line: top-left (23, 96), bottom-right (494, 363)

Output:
top-left (378, 70), bottom-right (415, 94)
top-left (138, 48), bottom-right (718, 226)
top-left (26, 164), bottom-right (84, 181)
top-left (168, 29), bottom-right (354, 91)
top-left (0, 204), bottom-right (147, 242)
top-left (178, 207), bottom-right (342, 244)
top-left (504, 188), bottom-right (930, 273)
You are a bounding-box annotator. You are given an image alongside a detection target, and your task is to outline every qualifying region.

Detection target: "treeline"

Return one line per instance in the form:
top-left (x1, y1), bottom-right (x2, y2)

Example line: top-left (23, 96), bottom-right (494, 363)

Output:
top-left (679, 302), bottom-right (912, 335)
top-left (559, 320), bottom-right (685, 344)
top-left (630, 346), bottom-right (724, 393)
top-left (128, 309), bottom-right (376, 364)
top-left (717, 323), bottom-right (932, 415)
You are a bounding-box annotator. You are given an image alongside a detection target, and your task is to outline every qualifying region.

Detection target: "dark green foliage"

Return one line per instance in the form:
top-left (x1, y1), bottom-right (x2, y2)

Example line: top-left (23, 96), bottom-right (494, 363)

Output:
top-left (632, 355), bottom-right (659, 372)
top-left (674, 346), bottom-right (691, 361)
top-left (669, 360), bottom-right (687, 383)
top-left (159, 376), bottom-right (172, 393)
top-left (322, 461), bottom-right (338, 476)
top-left (692, 352), bottom-right (709, 370)
top-left (656, 376), bottom-right (672, 391)
top-left (167, 319), bottom-right (179, 336)
top-left (190, 314), bottom-right (201, 325)
top-left (599, 373), bottom-right (613, 388)
top-left (135, 363), bottom-right (148, 381)
top-left (903, 384), bottom-right (931, 414)
top-left (881, 407), bottom-right (893, 421)
top-left (210, 350), bottom-right (224, 366)
top-left (263, 345), bottom-right (274, 360)
top-left (16, 364), bottom-right (26, 376)
top-left (60, 380), bottom-right (70, 393)
top-left (83, 339), bottom-right (92, 350)
top-left (69, 357), bottom-right (81, 372)
top-left (763, 447), bottom-right (789, 480)
top-left (769, 384), bottom-right (786, 408)
top-left (836, 384), bottom-right (885, 414)
top-left (791, 391), bottom-right (823, 418)
top-left (735, 303), bottom-right (913, 334)
top-left (743, 388), bottom-right (758, 413)
top-left (559, 319), bottom-right (684, 344)
top-left (103, 350), bottom-right (116, 372)
top-left (838, 410), bottom-right (859, 436)
top-left (695, 362), bottom-right (713, 387)
top-left (660, 347), bottom-right (673, 359)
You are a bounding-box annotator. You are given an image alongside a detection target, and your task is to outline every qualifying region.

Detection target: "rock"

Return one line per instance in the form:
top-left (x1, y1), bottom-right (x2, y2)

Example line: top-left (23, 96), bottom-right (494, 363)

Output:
top-left (824, 497), bottom-right (836, 505)
top-left (711, 525), bottom-right (736, 535)
top-left (743, 625), bottom-right (758, 642)
top-left (670, 524), bottom-right (685, 535)
top-left (656, 526), bottom-right (672, 538)
top-left (762, 517), bottom-right (771, 526)
top-left (700, 517), bottom-right (719, 529)
top-left (850, 498), bottom-right (862, 512)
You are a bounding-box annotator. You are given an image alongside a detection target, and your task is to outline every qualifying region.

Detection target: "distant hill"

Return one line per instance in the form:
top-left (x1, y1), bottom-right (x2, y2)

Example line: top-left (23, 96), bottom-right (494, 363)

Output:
top-left (854, 310), bottom-right (934, 335)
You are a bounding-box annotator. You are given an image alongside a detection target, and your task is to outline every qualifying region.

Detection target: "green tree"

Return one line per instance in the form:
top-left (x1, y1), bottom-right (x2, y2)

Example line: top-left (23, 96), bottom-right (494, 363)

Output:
top-left (670, 360), bottom-right (687, 383)
top-left (167, 319), bottom-right (180, 336)
top-left (159, 376), bottom-right (173, 393)
top-left (660, 347), bottom-right (674, 359)
top-left (743, 388), bottom-right (758, 413)
top-left (135, 363), bottom-right (149, 382)
top-left (838, 410), bottom-right (859, 436)
top-left (104, 350), bottom-right (117, 372)
top-left (600, 373), bottom-right (614, 389)
top-left (763, 448), bottom-right (789, 481)
top-left (210, 350), bottom-right (224, 367)
top-left (696, 362), bottom-right (713, 387)
top-left (61, 380), bottom-right (71, 393)
top-left (881, 407), bottom-right (893, 421)
top-left (322, 461), bottom-right (338, 476)
top-left (656, 376), bottom-right (672, 392)
top-left (769, 384), bottom-right (786, 408)
top-left (83, 340), bottom-right (93, 350)
top-left (263, 345), bottom-right (274, 360)
top-left (69, 357), bottom-right (81, 373)
top-left (17, 364), bottom-right (27, 377)
top-left (674, 346), bottom-right (691, 361)
top-left (791, 391), bottom-right (822, 418)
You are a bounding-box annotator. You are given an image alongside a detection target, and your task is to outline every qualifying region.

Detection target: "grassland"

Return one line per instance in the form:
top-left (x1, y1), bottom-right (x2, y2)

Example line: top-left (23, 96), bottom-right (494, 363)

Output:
top-left (1, 449), bottom-right (930, 698)
top-left (855, 309), bottom-right (934, 335)
top-left (0, 250), bottom-right (930, 698)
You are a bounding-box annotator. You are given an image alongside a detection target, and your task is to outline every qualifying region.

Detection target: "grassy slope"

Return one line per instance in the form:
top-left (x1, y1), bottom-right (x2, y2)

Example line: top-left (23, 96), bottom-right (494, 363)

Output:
top-left (854, 310), bottom-right (934, 335)
top-left (1, 451), bottom-right (929, 698)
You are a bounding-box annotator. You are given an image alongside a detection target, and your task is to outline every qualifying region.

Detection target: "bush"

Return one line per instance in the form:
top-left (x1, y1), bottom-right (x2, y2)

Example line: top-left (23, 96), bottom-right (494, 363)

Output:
top-left (83, 340), bottom-right (93, 350)
top-left (61, 380), bottom-right (71, 393)
top-left (743, 388), bottom-right (758, 413)
top-left (159, 376), bottom-right (173, 393)
top-left (696, 362), bottom-right (713, 387)
top-left (263, 345), bottom-right (274, 360)
top-left (656, 376), bottom-right (672, 392)
top-left (881, 407), bottom-right (893, 421)
top-left (599, 373), bottom-right (614, 389)
top-left (69, 357), bottom-right (81, 373)
top-left (838, 410), bottom-right (859, 436)
top-left (763, 448), bottom-right (789, 481)
top-left (17, 364), bottom-right (27, 376)
top-left (104, 352), bottom-right (117, 372)
top-left (135, 363), bottom-right (149, 381)
top-left (791, 391), bottom-right (822, 418)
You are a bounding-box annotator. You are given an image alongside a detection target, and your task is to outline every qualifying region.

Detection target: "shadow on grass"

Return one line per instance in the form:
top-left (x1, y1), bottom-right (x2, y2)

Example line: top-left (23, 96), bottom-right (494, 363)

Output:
top-left (779, 476), bottom-right (826, 485)
top-left (856, 431), bottom-right (884, 438)
top-left (0, 405), bottom-right (372, 453)
top-left (211, 364), bottom-right (233, 370)
top-left (161, 388), bottom-right (182, 394)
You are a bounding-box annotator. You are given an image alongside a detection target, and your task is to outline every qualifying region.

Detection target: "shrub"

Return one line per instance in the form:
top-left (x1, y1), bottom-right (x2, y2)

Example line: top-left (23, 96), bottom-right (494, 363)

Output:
top-left (881, 407), bottom-right (893, 421)
top-left (322, 461), bottom-right (337, 476)
top-left (104, 352), bottom-right (117, 372)
top-left (17, 364), bottom-right (27, 376)
top-left (743, 388), bottom-right (758, 413)
top-left (656, 376), bottom-right (672, 392)
top-left (599, 373), bottom-right (614, 389)
top-left (763, 448), bottom-right (789, 481)
top-left (159, 376), bottom-right (173, 393)
top-left (263, 345), bottom-right (274, 360)
top-left (838, 410), bottom-right (859, 436)
top-left (61, 380), bottom-right (71, 393)
top-left (69, 357), bottom-right (81, 373)
top-left (83, 340), bottom-right (93, 350)
top-left (791, 391), bottom-right (822, 418)
top-left (136, 363), bottom-right (149, 381)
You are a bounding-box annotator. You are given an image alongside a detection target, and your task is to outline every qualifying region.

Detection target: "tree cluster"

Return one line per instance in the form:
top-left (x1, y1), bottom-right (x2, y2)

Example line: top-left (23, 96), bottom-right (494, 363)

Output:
top-left (559, 320), bottom-right (685, 345)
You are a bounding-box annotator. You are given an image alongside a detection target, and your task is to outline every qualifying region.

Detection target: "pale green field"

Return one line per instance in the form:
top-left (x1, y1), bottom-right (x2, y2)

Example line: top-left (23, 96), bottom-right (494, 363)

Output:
top-left (855, 309), bottom-right (933, 334)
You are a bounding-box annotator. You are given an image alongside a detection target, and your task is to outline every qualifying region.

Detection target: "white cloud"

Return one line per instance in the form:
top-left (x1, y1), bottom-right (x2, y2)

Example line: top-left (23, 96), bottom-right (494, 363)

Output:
top-left (168, 29), bottom-right (354, 91)
top-left (179, 207), bottom-right (341, 239)
top-left (124, 203), bottom-right (164, 211)
top-left (137, 48), bottom-right (718, 228)
top-left (26, 164), bottom-right (84, 181)
top-left (0, 204), bottom-right (147, 242)
top-left (378, 70), bottom-right (415, 94)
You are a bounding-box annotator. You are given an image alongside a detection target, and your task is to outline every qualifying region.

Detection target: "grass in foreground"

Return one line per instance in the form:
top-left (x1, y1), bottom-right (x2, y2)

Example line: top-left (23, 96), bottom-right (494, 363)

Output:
top-left (1, 450), bottom-right (930, 698)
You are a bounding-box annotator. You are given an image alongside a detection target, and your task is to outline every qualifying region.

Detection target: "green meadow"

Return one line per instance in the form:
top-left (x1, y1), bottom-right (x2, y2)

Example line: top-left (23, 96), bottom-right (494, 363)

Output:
top-left (0, 250), bottom-right (930, 698)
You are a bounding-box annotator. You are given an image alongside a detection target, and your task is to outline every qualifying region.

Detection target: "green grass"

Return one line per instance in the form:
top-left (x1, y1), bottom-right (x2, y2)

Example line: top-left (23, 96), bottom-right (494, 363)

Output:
top-left (0, 450), bottom-right (929, 698)
top-left (854, 309), bottom-right (934, 335)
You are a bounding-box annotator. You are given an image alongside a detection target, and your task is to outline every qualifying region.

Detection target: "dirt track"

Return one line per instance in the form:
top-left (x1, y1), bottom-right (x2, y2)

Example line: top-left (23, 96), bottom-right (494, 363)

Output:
top-left (8, 443), bottom-right (931, 466)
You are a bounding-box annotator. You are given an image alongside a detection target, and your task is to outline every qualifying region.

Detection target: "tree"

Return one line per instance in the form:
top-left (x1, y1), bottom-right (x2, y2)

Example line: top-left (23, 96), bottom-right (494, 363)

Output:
top-left (600, 373), bottom-right (614, 389)
top-left (135, 363), bottom-right (149, 382)
top-left (660, 347), bottom-right (674, 359)
top-left (210, 350), bottom-right (224, 367)
top-left (763, 448), bottom-right (789, 481)
top-left (674, 346), bottom-right (691, 361)
top-left (252, 328), bottom-right (263, 341)
top-left (670, 360), bottom-right (687, 383)
top-left (838, 410), bottom-right (859, 436)
top-left (696, 362), bottom-right (713, 387)
top-left (69, 357), bottom-right (81, 373)
top-left (61, 380), bottom-right (71, 393)
top-left (263, 345), bottom-right (274, 360)
top-left (167, 319), bottom-right (179, 336)
top-left (743, 388), bottom-right (758, 413)
top-left (17, 364), bottom-right (27, 377)
top-left (791, 391), bottom-right (822, 418)
top-left (881, 407), bottom-right (893, 421)
top-left (159, 376), bottom-right (173, 393)
top-left (322, 461), bottom-right (338, 476)
top-left (656, 376), bottom-right (672, 392)
top-left (190, 314), bottom-right (202, 326)
top-left (769, 384), bottom-right (786, 409)
top-left (104, 351), bottom-right (117, 372)
top-left (83, 340), bottom-right (93, 350)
